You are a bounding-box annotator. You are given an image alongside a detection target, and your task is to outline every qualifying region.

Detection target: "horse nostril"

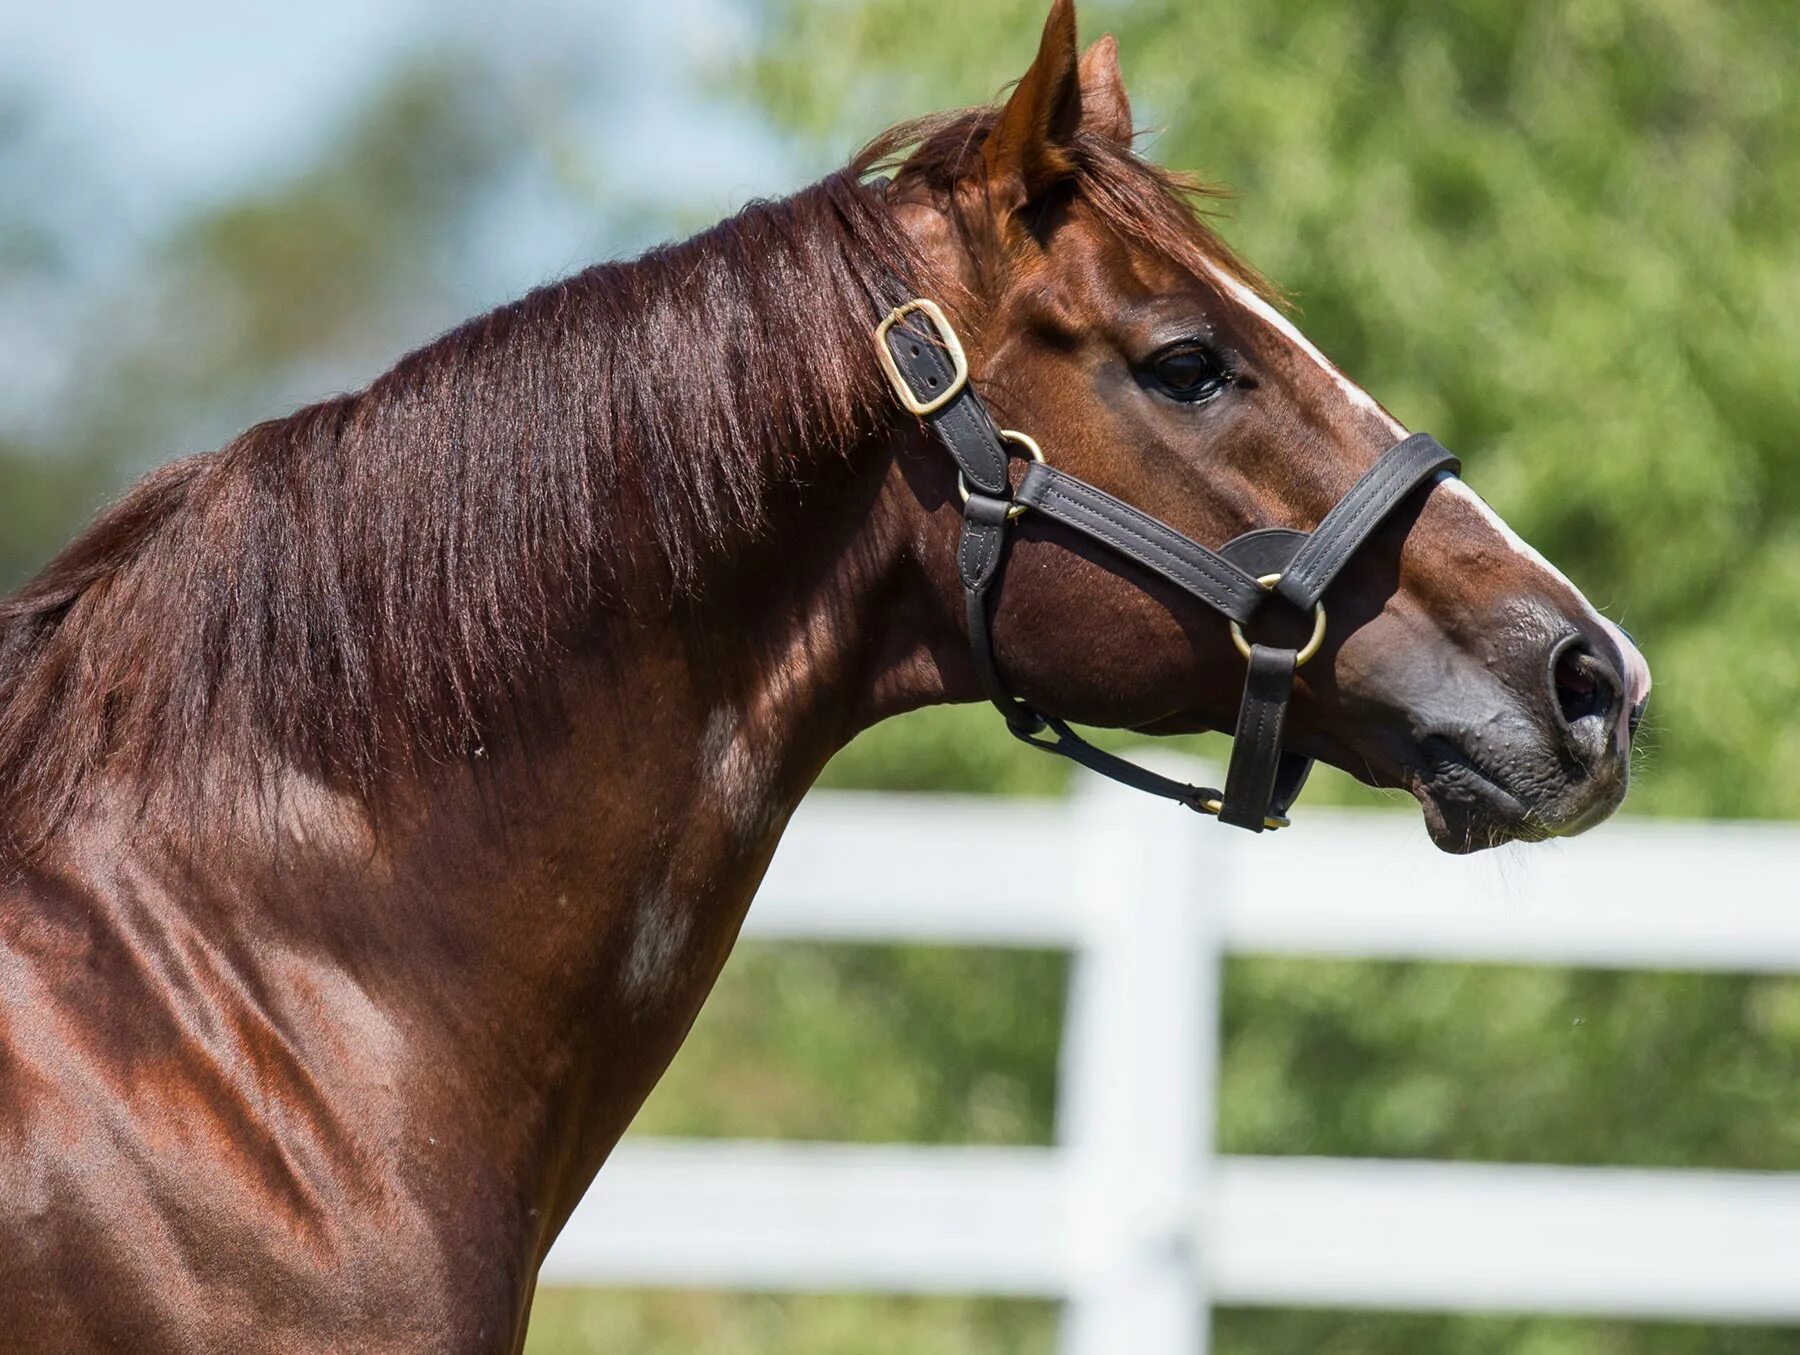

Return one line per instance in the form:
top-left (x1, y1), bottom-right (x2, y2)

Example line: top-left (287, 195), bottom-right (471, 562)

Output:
top-left (1551, 642), bottom-right (1619, 731)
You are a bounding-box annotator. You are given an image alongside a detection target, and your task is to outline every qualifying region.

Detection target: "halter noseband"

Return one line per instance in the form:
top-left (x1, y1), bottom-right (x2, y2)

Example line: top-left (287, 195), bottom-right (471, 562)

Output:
top-left (876, 297), bottom-right (1461, 833)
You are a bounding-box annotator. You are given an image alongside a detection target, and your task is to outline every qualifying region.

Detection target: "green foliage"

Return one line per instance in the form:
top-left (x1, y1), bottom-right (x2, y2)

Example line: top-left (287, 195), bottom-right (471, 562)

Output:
top-left (526, 1291), bottom-right (1056, 1355)
top-left (525, 1293), bottom-right (1800, 1355)
top-left (1220, 958), bottom-right (1800, 1168)
top-left (0, 445), bottom-right (112, 585)
top-left (530, 947), bottom-right (1800, 1355)
top-left (1213, 1310), bottom-right (1800, 1355)
top-left (55, 62), bottom-right (539, 478)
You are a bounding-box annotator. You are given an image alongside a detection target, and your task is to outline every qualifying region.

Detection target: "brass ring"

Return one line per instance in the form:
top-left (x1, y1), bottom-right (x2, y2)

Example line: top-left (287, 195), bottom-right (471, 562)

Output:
top-left (957, 429), bottom-right (1047, 522)
top-left (1229, 573), bottom-right (1327, 667)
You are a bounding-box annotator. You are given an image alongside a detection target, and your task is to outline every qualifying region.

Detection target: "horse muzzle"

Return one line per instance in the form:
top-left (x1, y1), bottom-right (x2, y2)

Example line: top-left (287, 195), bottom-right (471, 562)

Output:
top-left (1395, 616), bottom-right (1648, 854)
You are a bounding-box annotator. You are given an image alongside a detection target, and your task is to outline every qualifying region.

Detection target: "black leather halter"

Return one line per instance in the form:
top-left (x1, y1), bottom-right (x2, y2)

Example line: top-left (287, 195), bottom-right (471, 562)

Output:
top-left (875, 297), bottom-right (1461, 832)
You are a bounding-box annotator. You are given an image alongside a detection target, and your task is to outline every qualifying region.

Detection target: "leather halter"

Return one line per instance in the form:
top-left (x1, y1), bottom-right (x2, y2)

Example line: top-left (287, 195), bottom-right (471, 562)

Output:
top-left (876, 297), bottom-right (1461, 832)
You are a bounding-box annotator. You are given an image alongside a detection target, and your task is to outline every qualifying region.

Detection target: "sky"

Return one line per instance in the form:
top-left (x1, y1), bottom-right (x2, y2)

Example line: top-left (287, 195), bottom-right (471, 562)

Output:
top-left (0, 0), bottom-right (798, 434)
top-left (1, 0), bottom-right (430, 216)
top-left (0, 0), bottom-right (791, 226)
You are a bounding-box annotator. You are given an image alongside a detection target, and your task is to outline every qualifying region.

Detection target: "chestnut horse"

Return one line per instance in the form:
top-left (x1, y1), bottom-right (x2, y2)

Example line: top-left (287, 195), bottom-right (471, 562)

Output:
top-left (0, 3), bottom-right (1648, 1350)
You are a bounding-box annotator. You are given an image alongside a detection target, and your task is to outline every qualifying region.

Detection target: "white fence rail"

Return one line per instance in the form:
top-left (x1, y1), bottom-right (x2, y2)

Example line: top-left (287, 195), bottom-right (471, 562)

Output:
top-left (543, 766), bottom-right (1800, 1351)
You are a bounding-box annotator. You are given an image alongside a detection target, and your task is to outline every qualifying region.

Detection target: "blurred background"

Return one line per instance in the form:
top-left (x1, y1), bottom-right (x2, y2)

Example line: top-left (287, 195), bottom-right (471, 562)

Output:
top-left (3, 0), bottom-right (1798, 1350)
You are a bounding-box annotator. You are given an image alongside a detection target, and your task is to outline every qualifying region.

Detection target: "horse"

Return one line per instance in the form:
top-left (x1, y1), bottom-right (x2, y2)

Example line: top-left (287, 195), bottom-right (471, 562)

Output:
top-left (0, 2), bottom-right (1649, 1349)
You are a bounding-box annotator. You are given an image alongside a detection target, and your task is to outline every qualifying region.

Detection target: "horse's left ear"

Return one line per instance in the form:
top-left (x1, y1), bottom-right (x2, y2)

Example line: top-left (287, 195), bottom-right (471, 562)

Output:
top-left (984, 0), bottom-right (1083, 206)
top-left (1078, 35), bottom-right (1132, 147)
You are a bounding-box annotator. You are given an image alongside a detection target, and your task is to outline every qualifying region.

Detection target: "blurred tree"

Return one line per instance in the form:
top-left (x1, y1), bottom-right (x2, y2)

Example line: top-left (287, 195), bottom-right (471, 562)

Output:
top-left (0, 93), bottom-right (118, 581)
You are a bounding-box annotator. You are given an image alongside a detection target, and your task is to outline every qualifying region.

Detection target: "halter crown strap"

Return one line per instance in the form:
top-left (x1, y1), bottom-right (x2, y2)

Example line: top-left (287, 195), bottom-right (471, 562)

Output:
top-left (876, 296), bottom-right (1459, 834)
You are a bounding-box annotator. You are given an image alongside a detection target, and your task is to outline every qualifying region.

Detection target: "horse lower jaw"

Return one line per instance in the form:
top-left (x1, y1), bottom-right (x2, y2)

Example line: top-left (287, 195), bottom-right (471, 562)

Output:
top-left (1413, 780), bottom-right (1550, 854)
top-left (1406, 735), bottom-right (1629, 855)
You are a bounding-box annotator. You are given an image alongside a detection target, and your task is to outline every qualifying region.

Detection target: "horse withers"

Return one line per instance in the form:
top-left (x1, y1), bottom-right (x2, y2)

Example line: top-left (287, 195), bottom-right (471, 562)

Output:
top-left (0, 3), bottom-right (1648, 1350)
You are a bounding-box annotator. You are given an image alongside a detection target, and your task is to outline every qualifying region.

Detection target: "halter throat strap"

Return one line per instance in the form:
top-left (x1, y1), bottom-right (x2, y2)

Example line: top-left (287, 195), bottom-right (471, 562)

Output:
top-left (877, 298), bottom-right (1459, 833)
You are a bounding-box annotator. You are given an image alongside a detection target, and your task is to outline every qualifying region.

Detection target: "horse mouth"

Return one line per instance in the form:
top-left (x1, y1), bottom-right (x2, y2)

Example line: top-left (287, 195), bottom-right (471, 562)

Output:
top-left (1407, 735), bottom-right (1550, 855)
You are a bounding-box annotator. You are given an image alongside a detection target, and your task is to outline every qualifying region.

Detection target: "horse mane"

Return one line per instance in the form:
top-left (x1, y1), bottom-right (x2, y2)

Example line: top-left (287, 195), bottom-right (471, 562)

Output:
top-left (0, 105), bottom-right (1260, 853)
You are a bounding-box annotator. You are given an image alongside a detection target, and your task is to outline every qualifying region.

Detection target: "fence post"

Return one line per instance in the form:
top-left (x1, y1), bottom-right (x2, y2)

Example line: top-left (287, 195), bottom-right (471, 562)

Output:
top-left (1057, 758), bottom-right (1226, 1355)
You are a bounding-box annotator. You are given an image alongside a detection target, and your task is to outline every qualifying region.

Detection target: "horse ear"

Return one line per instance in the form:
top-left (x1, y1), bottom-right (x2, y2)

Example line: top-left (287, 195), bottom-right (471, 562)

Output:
top-left (983, 0), bottom-right (1083, 205)
top-left (1078, 35), bottom-right (1132, 146)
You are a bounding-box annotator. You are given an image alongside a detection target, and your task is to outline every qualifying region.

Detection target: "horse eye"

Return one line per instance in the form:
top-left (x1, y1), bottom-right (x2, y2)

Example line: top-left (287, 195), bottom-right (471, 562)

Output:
top-left (1148, 344), bottom-right (1229, 402)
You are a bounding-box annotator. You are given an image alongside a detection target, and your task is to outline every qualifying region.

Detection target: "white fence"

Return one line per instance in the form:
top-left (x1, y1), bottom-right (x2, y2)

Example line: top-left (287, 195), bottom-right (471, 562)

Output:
top-left (543, 763), bottom-right (1800, 1352)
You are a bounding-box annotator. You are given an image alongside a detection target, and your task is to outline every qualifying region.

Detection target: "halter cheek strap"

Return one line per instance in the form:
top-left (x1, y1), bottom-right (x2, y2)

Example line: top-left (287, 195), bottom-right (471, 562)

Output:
top-left (877, 298), bottom-right (1460, 833)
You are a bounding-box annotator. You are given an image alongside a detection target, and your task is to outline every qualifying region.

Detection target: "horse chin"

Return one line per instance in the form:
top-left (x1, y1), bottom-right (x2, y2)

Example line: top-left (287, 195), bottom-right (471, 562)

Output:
top-left (1409, 777), bottom-right (1548, 855)
top-left (1402, 741), bottom-right (1629, 855)
top-left (1300, 730), bottom-right (1556, 855)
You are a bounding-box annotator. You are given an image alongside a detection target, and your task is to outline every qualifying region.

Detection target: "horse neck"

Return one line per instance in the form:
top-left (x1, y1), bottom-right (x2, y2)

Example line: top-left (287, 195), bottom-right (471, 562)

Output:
top-left (215, 419), bottom-right (946, 1242)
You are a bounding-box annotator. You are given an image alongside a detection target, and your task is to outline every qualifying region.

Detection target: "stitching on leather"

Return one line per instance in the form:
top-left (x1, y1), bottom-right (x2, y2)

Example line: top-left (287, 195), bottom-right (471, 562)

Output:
top-left (896, 320), bottom-right (1005, 492)
top-left (1225, 696), bottom-right (1269, 822)
top-left (1303, 447), bottom-right (1421, 572)
top-left (959, 517), bottom-right (1000, 587)
top-left (947, 411), bottom-right (1005, 492)
top-left (1227, 650), bottom-right (1294, 818)
top-left (1060, 486), bottom-right (1246, 596)
top-left (958, 524), bottom-right (978, 583)
top-left (934, 396), bottom-right (1005, 493)
top-left (975, 520), bottom-right (996, 578)
top-left (1038, 481), bottom-right (1255, 613)
top-left (1290, 440), bottom-right (1446, 599)
top-left (1292, 454), bottom-right (1413, 589)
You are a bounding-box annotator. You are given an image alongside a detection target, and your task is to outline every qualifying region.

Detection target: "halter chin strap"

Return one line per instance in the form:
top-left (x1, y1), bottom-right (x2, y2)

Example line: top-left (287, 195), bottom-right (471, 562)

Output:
top-left (876, 298), bottom-right (1460, 832)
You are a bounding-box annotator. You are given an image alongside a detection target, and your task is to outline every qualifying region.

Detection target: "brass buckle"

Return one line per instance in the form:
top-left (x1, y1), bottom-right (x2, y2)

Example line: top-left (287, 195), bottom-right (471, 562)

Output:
top-left (956, 430), bottom-right (1045, 521)
top-left (1197, 795), bottom-right (1292, 832)
top-left (1230, 573), bottom-right (1327, 668)
top-left (875, 298), bottom-right (970, 417)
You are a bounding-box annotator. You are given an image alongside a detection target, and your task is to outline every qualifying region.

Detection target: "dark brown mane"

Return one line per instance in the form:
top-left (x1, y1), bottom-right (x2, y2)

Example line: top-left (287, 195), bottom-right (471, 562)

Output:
top-left (0, 106), bottom-right (1256, 855)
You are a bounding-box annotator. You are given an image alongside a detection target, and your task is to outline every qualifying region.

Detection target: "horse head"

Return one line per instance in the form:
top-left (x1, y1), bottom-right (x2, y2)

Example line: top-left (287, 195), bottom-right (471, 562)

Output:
top-left (878, 0), bottom-right (1649, 851)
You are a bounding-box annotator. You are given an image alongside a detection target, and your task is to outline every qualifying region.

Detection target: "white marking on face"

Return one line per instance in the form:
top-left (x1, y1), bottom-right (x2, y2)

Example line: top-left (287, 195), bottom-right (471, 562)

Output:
top-left (1436, 473), bottom-right (1581, 594)
top-left (1205, 263), bottom-right (1404, 436)
top-left (1597, 617), bottom-right (1652, 713)
top-left (1204, 262), bottom-right (1651, 727)
top-left (1432, 474), bottom-right (1650, 733)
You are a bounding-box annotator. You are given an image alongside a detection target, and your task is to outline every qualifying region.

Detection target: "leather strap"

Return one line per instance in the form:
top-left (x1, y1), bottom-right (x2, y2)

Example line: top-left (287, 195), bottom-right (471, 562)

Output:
top-left (1268, 752), bottom-right (1313, 820)
top-left (1218, 644), bottom-right (1298, 831)
top-left (1015, 716), bottom-right (1224, 813)
top-left (959, 494), bottom-right (1036, 730)
top-left (1215, 531), bottom-right (1309, 830)
top-left (1275, 433), bottom-right (1460, 610)
top-left (1015, 463), bottom-right (1266, 623)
